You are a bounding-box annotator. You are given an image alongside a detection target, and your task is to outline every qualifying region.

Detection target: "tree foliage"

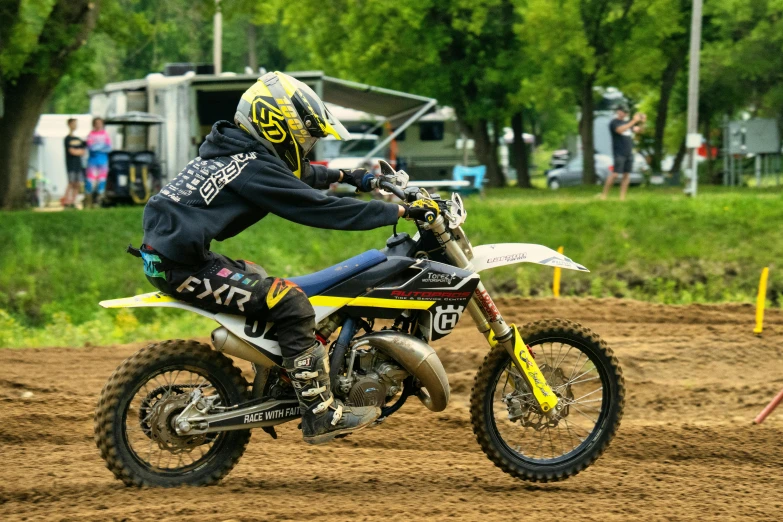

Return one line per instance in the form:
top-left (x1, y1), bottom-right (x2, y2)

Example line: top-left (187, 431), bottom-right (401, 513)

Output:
top-left (3, 0), bottom-right (783, 207)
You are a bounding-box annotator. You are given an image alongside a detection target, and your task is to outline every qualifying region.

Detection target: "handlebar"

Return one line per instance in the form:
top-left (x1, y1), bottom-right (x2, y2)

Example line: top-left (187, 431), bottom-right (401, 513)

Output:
top-left (378, 180), bottom-right (407, 201)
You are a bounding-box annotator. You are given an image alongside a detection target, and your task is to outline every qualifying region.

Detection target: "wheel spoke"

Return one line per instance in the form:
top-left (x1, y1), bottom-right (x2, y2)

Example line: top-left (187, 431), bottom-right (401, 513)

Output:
top-left (571, 387), bottom-right (603, 403)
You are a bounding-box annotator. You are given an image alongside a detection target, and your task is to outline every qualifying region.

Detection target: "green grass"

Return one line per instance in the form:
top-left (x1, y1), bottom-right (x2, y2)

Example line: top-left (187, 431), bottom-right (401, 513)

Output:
top-left (1, 184), bottom-right (781, 347)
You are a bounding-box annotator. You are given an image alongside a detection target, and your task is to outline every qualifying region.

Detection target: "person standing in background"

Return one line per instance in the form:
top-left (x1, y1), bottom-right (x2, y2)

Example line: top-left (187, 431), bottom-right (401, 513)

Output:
top-left (600, 105), bottom-right (645, 201)
top-left (85, 117), bottom-right (112, 207)
top-left (62, 118), bottom-right (85, 208)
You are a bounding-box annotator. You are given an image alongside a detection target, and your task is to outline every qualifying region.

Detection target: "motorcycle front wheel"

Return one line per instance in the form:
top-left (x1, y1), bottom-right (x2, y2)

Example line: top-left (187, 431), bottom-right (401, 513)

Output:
top-left (470, 319), bottom-right (624, 482)
top-left (94, 340), bottom-right (251, 487)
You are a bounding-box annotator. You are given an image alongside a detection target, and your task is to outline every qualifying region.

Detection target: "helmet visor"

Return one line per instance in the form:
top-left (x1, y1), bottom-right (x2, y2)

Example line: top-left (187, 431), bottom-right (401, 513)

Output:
top-left (323, 105), bottom-right (351, 141)
top-left (287, 76), bottom-right (352, 141)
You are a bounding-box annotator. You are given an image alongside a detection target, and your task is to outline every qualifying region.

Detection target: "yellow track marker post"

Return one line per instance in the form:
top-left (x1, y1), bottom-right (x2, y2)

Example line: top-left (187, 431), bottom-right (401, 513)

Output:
top-left (553, 246), bottom-right (564, 298)
top-left (754, 267), bottom-right (769, 335)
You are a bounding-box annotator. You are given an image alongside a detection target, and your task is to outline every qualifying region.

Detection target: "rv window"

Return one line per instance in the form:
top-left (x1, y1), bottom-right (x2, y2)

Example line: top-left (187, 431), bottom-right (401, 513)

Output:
top-left (393, 129), bottom-right (406, 141)
top-left (419, 122), bottom-right (444, 141)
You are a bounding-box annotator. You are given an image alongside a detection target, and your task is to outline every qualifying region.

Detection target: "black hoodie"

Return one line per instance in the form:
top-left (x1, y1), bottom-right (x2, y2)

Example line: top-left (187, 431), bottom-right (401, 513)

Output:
top-left (142, 121), bottom-right (400, 265)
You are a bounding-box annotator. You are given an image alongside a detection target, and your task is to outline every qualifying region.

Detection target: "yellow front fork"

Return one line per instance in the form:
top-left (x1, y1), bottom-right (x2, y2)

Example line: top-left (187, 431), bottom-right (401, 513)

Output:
top-left (485, 325), bottom-right (558, 414)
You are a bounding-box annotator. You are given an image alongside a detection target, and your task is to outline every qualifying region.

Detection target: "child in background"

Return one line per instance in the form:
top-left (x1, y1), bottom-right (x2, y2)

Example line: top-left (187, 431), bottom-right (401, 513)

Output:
top-left (62, 118), bottom-right (86, 208)
top-left (85, 117), bottom-right (112, 207)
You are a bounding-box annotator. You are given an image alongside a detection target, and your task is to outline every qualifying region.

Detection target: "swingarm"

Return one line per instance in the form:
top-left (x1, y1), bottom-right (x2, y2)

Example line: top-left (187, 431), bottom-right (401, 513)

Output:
top-left (174, 395), bottom-right (301, 435)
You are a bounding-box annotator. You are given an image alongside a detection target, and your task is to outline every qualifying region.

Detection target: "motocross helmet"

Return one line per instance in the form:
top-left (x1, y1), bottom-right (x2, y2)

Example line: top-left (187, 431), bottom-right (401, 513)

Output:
top-left (234, 71), bottom-right (351, 178)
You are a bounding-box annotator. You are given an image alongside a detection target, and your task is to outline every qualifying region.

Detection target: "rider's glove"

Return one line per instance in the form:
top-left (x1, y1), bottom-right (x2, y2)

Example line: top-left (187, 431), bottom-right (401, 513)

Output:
top-left (341, 168), bottom-right (374, 192)
top-left (402, 200), bottom-right (440, 223)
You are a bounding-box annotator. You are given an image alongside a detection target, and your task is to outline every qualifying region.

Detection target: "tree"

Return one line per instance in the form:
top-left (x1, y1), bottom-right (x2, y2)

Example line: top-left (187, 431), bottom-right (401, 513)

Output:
top-left (520, 0), bottom-right (641, 184)
top-left (0, 1), bottom-right (101, 209)
top-left (607, 0), bottom-right (689, 175)
top-left (223, 0), bottom-right (290, 74)
top-left (272, 0), bottom-right (531, 187)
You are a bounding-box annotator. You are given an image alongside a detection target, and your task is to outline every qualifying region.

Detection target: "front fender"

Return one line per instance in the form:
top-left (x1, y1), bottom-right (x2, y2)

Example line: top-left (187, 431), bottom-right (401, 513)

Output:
top-left (470, 243), bottom-right (589, 273)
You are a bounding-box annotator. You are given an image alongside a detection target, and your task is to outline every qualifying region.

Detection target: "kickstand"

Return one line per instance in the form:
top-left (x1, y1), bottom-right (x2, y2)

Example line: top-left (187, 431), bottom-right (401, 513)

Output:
top-left (262, 426), bottom-right (278, 439)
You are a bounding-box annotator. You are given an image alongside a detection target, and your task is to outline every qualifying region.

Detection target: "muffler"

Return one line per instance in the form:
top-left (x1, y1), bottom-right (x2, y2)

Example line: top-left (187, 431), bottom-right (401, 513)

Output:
top-left (355, 330), bottom-right (450, 412)
top-left (211, 327), bottom-right (276, 368)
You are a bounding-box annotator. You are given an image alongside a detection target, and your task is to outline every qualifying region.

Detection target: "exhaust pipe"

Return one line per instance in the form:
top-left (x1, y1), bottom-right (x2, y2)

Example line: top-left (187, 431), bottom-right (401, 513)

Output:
top-left (356, 330), bottom-right (450, 412)
top-left (211, 327), bottom-right (276, 368)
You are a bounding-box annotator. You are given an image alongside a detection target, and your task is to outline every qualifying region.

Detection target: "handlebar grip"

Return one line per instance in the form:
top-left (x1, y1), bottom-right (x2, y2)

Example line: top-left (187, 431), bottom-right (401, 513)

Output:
top-left (423, 211), bottom-right (436, 224)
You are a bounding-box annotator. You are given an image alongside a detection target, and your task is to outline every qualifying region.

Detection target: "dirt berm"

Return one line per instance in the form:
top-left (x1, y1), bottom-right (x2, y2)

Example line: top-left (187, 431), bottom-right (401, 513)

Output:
top-left (1, 298), bottom-right (782, 521)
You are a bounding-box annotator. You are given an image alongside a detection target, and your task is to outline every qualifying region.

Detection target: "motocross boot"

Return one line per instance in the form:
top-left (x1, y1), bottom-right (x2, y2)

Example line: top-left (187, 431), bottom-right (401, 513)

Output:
top-left (283, 342), bottom-right (380, 444)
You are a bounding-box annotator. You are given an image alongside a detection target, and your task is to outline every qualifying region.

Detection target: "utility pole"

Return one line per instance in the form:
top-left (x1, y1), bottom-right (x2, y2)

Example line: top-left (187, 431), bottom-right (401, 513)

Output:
top-left (213, 0), bottom-right (223, 75)
top-left (685, 0), bottom-right (703, 196)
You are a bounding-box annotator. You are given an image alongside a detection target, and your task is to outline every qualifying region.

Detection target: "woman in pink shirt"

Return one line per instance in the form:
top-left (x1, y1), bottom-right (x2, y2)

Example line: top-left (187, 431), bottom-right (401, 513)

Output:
top-left (85, 117), bottom-right (112, 206)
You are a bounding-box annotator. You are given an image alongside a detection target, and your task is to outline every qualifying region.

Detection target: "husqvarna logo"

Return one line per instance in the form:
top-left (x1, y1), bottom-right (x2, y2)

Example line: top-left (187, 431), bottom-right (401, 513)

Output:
top-left (433, 305), bottom-right (465, 334)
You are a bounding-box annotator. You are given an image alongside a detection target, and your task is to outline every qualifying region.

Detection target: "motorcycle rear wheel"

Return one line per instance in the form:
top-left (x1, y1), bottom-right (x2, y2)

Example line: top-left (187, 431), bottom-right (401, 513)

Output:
top-left (94, 340), bottom-right (251, 487)
top-left (470, 319), bottom-right (624, 482)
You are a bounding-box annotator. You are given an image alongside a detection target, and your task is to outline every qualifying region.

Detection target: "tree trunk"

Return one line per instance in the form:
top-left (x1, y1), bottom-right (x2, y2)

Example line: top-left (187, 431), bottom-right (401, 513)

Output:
top-left (247, 23), bottom-right (258, 72)
top-left (511, 110), bottom-right (531, 188)
top-left (0, 76), bottom-right (55, 209)
top-left (0, 0), bottom-right (99, 209)
top-left (472, 119), bottom-right (504, 187)
top-left (703, 117), bottom-right (719, 184)
top-left (652, 56), bottom-right (682, 174)
top-left (671, 139), bottom-right (687, 183)
top-left (579, 76), bottom-right (597, 184)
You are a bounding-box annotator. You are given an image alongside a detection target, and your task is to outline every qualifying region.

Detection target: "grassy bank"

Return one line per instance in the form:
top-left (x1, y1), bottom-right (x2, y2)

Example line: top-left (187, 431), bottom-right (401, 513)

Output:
top-left (1, 185), bottom-right (781, 347)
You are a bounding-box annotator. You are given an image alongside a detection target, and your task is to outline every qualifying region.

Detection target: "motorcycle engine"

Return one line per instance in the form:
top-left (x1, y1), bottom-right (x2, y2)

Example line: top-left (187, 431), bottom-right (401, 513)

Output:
top-left (339, 348), bottom-right (408, 408)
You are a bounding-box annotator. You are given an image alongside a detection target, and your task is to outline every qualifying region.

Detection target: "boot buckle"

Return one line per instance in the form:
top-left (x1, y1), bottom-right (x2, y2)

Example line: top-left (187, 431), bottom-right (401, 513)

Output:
top-left (330, 404), bottom-right (343, 425)
top-left (312, 395), bottom-right (334, 415)
top-left (302, 385), bottom-right (326, 398)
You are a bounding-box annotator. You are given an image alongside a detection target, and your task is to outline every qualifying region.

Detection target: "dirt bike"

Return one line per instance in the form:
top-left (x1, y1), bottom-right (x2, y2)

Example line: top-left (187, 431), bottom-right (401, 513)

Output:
top-left (94, 161), bottom-right (624, 487)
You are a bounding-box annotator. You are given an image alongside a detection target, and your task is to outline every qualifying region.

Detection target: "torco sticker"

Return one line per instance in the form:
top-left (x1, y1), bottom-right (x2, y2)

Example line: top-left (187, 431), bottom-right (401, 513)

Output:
top-left (486, 252), bottom-right (527, 264)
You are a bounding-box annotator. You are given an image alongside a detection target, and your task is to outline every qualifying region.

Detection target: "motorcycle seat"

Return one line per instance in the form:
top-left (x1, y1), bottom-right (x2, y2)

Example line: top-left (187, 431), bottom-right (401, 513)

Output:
top-left (289, 250), bottom-right (387, 297)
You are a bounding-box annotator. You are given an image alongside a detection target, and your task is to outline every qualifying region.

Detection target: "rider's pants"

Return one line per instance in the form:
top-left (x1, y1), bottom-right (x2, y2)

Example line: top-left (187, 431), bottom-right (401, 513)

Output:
top-left (142, 247), bottom-right (315, 357)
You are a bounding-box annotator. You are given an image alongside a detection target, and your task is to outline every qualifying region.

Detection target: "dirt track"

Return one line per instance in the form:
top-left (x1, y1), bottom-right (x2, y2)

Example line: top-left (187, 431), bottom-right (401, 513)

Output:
top-left (1, 298), bottom-right (782, 521)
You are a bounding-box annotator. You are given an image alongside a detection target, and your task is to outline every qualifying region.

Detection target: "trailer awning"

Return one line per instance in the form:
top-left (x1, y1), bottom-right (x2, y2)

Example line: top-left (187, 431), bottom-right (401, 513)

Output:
top-left (317, 75), bottom-right (437, 160)
top-left (105, 111), bottom-right (165, 125)
top-left (188, 71), bottom-right (437, 160)
top-left (319, 76), bottom-right (435, 126)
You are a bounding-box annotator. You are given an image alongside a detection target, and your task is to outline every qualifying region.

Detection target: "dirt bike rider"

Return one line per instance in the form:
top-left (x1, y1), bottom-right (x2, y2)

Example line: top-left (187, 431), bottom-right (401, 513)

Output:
top-left (135, 71), bottom-right (433, 444)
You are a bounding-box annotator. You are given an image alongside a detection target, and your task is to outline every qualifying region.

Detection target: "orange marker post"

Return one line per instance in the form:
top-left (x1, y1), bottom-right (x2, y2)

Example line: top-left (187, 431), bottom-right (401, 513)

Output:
top-left (553, 246), bottom-right (564, 298)
top-left (755, 387), bottom-right (783, 424)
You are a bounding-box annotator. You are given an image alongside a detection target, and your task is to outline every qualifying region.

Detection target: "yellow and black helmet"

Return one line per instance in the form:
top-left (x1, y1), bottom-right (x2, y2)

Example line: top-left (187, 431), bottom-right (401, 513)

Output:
top-left (234, 71), bottom-right (351, 178)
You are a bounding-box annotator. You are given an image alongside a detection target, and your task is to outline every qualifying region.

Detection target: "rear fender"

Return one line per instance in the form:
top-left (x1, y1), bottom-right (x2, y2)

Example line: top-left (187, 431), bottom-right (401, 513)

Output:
top-left (100, 292), bottom-right (348, 360)
top-left (99, 292), bottom-right (216, 319)
top-left (470, 243), bottom-right (589, 273)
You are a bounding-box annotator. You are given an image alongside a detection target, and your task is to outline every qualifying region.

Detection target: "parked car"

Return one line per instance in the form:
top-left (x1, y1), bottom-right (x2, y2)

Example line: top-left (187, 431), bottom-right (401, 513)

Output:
top-left (546, 153), bottom-right (645, 189)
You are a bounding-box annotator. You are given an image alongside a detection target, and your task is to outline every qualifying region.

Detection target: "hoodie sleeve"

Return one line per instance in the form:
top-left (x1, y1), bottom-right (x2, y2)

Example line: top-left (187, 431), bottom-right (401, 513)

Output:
top-left (236, 161), bottom-right (400, 231)
top-left (301, 160), bottom-right (342, 189)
